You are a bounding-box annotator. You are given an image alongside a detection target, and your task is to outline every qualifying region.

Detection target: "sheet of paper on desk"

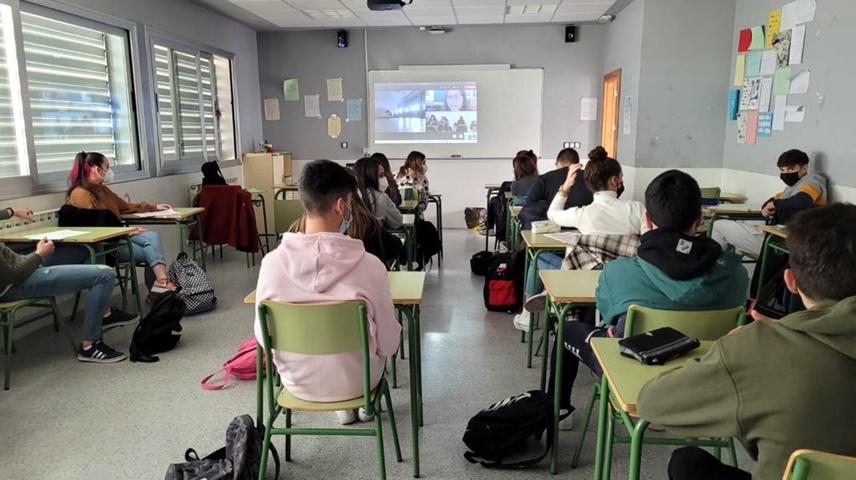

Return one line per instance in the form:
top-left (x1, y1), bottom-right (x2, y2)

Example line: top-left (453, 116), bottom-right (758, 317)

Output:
top-left (135, 209), bottom-right (178, 217)
top-left (544, 232), bottom-right (578, 244)
top-left (24, 229), bottom-right (86, 241)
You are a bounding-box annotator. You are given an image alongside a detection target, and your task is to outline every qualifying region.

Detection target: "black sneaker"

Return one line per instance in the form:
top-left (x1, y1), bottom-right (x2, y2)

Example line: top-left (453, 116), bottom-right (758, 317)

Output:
top-left (102, 308), bottom-right (140, 332)
top-left (77, 340), bottom-right (127, 363)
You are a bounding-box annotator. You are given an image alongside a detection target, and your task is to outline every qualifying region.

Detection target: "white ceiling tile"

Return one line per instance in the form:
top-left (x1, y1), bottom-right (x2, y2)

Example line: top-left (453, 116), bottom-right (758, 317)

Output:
top-left (404, 7), bottom-right (454, 16)
top-left (409, 0), bottom-right (452, 6)
top-left (362, 17), bottom-right (414, 25)
top-left (557, 0), bottom-right (612, 4)
top-left (555, 2), bottom-right (609, 14)
top-left (504, 13), bottom-right (554, 22)
top-left (407, 15), bottom-right (457, 24)
top-left (285, 0), bottom-right (348, 9)
top-left (338, 0), bottom-right (368, 9)
top-left (354, 9), bottom-right (408, 18)
top-left (316, 17), bottom-right (368, 25)
top-left (451, 0), bottom-right (506, 6)
top-left (230, 0), bottom-right (321, 24)
top-left (550, 12), bottom-right (599, 22)
top-left (454, 5), bottom-right (503, 15)
top-left (455, 15), bottom-right (504, 24)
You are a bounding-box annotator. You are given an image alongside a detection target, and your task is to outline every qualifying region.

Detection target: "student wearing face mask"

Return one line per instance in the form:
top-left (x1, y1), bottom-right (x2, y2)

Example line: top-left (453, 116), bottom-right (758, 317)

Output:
top-left (255, 159), bottom-right (401, 425)
top-left (353, 156), bottom-right (402, 230)
top-left (712, 149), bottom-right (827, 257)
top-left (66, 151), bottom-right (177, 298)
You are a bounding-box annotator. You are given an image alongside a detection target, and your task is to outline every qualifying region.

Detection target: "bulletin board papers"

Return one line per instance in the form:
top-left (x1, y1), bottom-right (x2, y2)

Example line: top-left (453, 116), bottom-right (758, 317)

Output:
top-left (789, 70), bottom-right (810, 94)
top-left (773, 68), bottom-right (791, 95)
top-left (734, 54), bottom-right (746, 87)
top-left (284, 79), bottom-right (300, 101)
top-left (580, 98), bottom-right (598, 121)
top-left (788, 24), bottom-right (806, 65)
top-left (760, 78), bottom-right (774, 112)
top-left (766, 9), bottom-right (781, 49)
top-left (327, 78), bottom-right (344, 102)
top-left (746, 52), bottom-right (763, 77)
top-left (346, 99), bottom-right (362, 122)
top-left (757, 112), bottom-right (774, 137)
top-left (773, 95), bottom-right (787, 131)
top-left (304, 94), bottom-right (321, 118)
top-left (328, 114), bottom-right (342, 138)
top-left (773, 30), bottom-right (791, 68)
top-left (736, 113), bottom-right (748, 144)
top-left (760, 50), bottom-right (777, 76)
top-left (739, 77), bottom-right (762, 111)
top-left (622, 96), bottom-right (632, 134)
top-left (263, 98), bottom-right (280, 121)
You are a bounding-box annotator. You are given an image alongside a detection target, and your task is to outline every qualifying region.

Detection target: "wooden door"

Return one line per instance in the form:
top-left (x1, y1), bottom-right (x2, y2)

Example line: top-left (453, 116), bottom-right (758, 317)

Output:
top-left (601, 69), bottom-right (621, 157)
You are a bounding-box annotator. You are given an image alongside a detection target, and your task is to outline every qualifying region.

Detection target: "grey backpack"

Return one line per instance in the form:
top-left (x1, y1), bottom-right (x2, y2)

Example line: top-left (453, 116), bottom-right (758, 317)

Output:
top-left (168, 253), bottom-right (217, 315)
top-left (165, 415), bottom-right (279, 480)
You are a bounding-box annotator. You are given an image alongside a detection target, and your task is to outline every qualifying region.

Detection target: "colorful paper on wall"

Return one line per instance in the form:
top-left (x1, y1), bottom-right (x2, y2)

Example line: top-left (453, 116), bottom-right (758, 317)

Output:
top-left (736, 112), bottom-right (748, 144)
top-left (785, 105), bottom-right (806, 123)
top-left (326, 78), bottom-right (344, 102)
top-left (745, 52), bottom-right (763, 77)
top-left (623, 95), bottom-right (633, 134)
top-left (760, 77), bottom-right (774, 112)
top-left (740, 77), bottom-right (762, 111)
top-left (746, 111), bottom-right (759, 144)
top-left (734, 54), bottom-right (746, 87)
top-left (767, 9), bottom-right (782, 49)
top-left (757, 112), bottom-right (774, 137)
top-left (284, 79), bottom-right (300, 101)
top-left (773, 30), bottom-right (791, 68)
top-left (773, 68), bottom-right (792, 95)
top-left (346, 99), bottom-right (362, 122)
top-left (780, 1), bottom-right (798, 31)
top-left (789, 70), bottom-right (811, 94)
top-left (773, 95), bottom-right (787, 131)
top-left (789, 24), bottom-right (806, 65)
top-left (738, 29), bottom-right (752, 52)
top-left (749, 26), bottom-right (766, 50)
top-left (263, 98), bottom-right (280, 121)
top-left (327, 114), bottom-right (342, 138)
top-left (304, 94), bottom-right (320, 118)
top-left (760, 50), bottom-right (778, 76)
top-left (728, 89), bottom-right (740, 120)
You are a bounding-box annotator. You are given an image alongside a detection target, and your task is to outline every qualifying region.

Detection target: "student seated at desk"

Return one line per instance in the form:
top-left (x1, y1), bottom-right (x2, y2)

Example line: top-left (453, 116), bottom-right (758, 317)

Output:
top-left (65, 152), bottom-right (176, 299)
top-left (371, 153), bottom-right (401, 206)
top-left (711, 149), bottom-right (827, 257)
top-left (638, 203), bottom-right (856, 480)
top-left (394, 151), bottom-right (430, 216)
top-left (354, 156), bottom-right (403, 230)
top-left (510, 154), bottom-right (539, 206)
top-left (0, 207), bottom-right (138, 362)
top-left (519, 147), bottom-right (592, 230)
top-left (550, 170), bottom-right (748, 430)
top-left (255, 159), bottom-right (400, 425)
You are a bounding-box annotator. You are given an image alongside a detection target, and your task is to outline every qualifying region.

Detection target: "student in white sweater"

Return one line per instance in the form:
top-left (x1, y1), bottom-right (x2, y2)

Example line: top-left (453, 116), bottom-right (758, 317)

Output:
top-left (354, 156), bottom-right (403, 230)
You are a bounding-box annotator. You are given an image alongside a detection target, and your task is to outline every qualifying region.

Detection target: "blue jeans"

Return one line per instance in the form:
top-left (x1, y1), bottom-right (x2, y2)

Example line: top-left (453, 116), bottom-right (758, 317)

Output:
top-left (3, 264), bottom-right (116, 342)
top-left (524, 252), bottom-right (564, 296)
top-left (117, 231), bottom-right (167, 287)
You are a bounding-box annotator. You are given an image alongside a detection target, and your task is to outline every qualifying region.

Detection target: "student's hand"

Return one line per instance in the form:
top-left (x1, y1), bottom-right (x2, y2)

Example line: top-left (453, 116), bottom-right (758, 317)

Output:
top-left (749, 309), bottom-right (775, 322)
top-left (11, 207), bottom-right (33, 221)
top-left (606, 325), bottom-right (617, 338)
top-left (130, 227), bottom-right (148, 236)
top-left (728, 325), bottom-right (745, 335)
top-left (35, 238), bottom-right (55, 259)
top-left (560, 164), bottom-right (583, 195)
top-left (761, 202), bottom-right (776, 218)
top-left (156, 204), bottom-right (171, 211)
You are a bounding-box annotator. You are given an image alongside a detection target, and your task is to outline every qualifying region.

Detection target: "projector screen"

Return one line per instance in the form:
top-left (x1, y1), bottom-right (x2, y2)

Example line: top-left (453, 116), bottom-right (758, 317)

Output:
top-left (368, 67), bottom-right (543, 159)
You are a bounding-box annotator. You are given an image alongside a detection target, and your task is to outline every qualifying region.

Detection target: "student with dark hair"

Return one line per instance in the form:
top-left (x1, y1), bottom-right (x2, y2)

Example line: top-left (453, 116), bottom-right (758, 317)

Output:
top-left (255, 159), bottom-right (401, 425)
top-left (639, 203), bottom-right (856, 480)
top-left (712, 149), bottom-right (826, 256)
top-left (65, 151), bottom-right (176, 298)
top-left (516, 149), bottom-right (539, 172)
top-left (353, 157), bottom-right (402, 230)
top-left (525, 147), bottom-right (592, 212)
top-left (370, 152), bottom-right (401, 206)
top-left (549, 170), bottom-right (748, 430)
top-left (511, 155), bottom-right (539, 205)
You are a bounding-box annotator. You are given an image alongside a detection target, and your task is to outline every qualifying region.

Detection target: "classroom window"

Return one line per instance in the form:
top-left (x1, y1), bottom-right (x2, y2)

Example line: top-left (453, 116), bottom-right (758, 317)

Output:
top-left (20, 11), bottom-right (138, 174)
top-left (154, 42), bottom-right (236, 163)
top-left (0, 4), bottom-right (29, 179)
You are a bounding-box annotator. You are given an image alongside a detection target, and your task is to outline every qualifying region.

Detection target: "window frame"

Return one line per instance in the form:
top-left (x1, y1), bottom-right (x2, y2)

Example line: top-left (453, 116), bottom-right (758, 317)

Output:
top-left (146, 29), bottom-right (239, 176)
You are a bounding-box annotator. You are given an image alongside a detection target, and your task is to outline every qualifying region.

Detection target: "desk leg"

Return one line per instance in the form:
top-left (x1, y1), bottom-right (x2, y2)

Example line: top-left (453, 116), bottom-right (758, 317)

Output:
top-left (756, 233), bottom-right (775, 294)
top-left (627, 419), bottom-right (650, 480)
top-left (550, 302), bottom-right (573, 474)
top-left (485, 189), bottom-right (492, 251)
top-left (403, 305), bottom-right (420, 478)
top-left (435, 197), bottom-right (443, 262)
top-left (124, 238), bottom-right (143, 315)
top-left (594, 374), bottom-right (610, 480)
top-left (194, 215), bottom-right (208, 271)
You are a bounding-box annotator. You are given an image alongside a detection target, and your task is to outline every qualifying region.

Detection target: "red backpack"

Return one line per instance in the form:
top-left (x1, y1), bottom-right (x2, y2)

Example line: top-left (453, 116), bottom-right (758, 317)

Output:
top-left (202, 338), bottom-right (264, 390)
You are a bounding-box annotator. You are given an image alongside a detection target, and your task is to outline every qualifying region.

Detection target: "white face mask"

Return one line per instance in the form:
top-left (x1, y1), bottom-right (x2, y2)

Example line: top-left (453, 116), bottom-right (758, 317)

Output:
top-left (378, 177), bottom-right (389, 192)
top-left (100, 167), bottom-right (115, 184)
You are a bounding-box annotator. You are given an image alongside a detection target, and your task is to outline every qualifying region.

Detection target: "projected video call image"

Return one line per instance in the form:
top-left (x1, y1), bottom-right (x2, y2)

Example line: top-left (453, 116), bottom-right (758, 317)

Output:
top-left (374, 82), bottom-right (478, 144)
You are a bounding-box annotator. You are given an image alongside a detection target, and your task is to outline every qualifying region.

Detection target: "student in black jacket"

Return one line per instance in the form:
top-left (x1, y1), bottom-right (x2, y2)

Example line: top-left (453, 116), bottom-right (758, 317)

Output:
top-left (519, 148), bottom-right (593, 230)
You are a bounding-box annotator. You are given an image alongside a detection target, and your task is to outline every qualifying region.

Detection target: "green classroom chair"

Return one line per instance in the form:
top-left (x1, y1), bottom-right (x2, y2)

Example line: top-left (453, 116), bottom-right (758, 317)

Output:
top-left (255, 300), bottom-right (402, 480)
top-left (572, 304), bottom-right (746, 471)
top-left (274, 199), bottom-right (305, 236)
top-left (784, 449), bottom-right (856, 480)
top-left (700, 187), bottom-right (722, 206)
top-left (0, 297), bottom-right (77, 390)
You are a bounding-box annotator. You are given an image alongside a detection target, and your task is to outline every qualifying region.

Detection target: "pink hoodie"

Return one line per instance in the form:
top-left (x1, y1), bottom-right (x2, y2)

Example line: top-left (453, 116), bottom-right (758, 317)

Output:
top-left (254, 232), bottom-right (401, 402)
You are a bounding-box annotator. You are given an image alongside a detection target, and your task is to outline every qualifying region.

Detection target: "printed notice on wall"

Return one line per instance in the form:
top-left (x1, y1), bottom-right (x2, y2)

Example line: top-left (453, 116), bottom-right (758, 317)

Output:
top-left (327, 78), bottom-right (344, 102)
top-left (580, 97), bottom-right (598, 121)
top-left (346, 99), bottom-right (362, 122)
top-left (284, 79), bottom-right (299, 101)
top-left (328, 114), bottom-right (342, 138)
top-left (263, 98), bottom-right (280, 121)
top-left (304, 94), bottom-right (321, 118)
top-left (622, 95), bottom-right (632, 134)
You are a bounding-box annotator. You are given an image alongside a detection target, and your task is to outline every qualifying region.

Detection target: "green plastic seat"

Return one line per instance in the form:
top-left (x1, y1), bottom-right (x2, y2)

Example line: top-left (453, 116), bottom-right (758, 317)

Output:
top-left (273, 199), bottom-right (305, 235)
top-left (572, 304), bottom-right (746, 470)
top-left (0, 297), bottom-right (77, 390)
top-left (785, 449), bottom-right (856, 480)
top-left (256, 300), bottom-right (402, 480)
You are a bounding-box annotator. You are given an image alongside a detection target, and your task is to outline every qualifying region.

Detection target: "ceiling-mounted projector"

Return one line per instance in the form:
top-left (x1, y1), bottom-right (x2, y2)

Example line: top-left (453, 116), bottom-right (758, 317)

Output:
top-left (368, 0), bottom-right (411, 11)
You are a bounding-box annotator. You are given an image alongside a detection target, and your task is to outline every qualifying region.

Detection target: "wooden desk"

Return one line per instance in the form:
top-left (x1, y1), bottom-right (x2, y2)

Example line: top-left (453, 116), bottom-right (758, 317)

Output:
top-left (759, 224), bottom-right (787, 238)
top-left (122, 207), bottom-right (207, 268)
top-left (703, 205), bottom-right (764, 240)
top-left (540, 269), bottom-right (600, 474)
top-left (592, 338), bottom-right (717, 480)
top-left (719, 193), bottom-right (746, 204)
top-left (245, 271), bottom-right (427, 477)
top-left (398, 200), bottom-right (419, 211)
top-left (0, 226), bottom-right (144, 314)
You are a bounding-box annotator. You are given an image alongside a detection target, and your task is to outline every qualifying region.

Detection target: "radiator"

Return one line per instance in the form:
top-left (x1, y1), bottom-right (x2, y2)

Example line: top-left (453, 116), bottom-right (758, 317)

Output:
top-left (0, 208), bottom-right (60, 235)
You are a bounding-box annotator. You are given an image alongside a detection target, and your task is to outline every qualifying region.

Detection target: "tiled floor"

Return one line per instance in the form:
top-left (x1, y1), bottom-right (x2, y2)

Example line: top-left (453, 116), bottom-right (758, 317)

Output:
top-left (0, 229), bottom-right (752, 479)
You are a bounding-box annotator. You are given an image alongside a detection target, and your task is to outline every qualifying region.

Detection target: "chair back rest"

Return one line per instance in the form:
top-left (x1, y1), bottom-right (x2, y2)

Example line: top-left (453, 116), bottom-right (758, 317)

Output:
top-left (700, 187), bottom-right (722, 206)
top-left (399, 186), bottom-right (420, 203)
top-left (624, 305), bottom-right (746, 341)
top-left (784, 449), bottom-right (856, 480)
top-left (274, 199), bottom-right (305, 234)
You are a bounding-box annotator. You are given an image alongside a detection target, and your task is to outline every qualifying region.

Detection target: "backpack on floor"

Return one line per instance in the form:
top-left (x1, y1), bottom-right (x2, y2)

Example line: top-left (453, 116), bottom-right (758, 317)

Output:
top-left (470, 251), bottom-right (495, 276)
top-left (463, 390), bottom-right (553, 469)
top-left (164, 414), bottom-right (280, 480)
top-left (483, 253), bottom-right (521, 312)
top-left (169, 253), bottom-right (217, 315)
top-left (130, 291), bottom-right (186, 362)
top-left (200, 338), bottom-right (263, 390)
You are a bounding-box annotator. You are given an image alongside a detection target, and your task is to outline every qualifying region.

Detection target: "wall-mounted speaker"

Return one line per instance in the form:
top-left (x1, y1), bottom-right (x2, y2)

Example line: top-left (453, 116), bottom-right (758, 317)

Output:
top-left (337, 30), bottom-right (348, 48)
top-left (565, 25), bottom-right (577, 43)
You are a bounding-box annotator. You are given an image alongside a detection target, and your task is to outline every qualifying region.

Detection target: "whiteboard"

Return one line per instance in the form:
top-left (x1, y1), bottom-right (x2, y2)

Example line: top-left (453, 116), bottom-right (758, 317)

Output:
top-left (367, 67), bottom-right (543, 159)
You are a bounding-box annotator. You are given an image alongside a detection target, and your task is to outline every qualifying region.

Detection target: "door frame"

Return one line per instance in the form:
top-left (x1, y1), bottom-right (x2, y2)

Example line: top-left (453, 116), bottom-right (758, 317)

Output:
top-left (601, 69), bottom-right (622, 157)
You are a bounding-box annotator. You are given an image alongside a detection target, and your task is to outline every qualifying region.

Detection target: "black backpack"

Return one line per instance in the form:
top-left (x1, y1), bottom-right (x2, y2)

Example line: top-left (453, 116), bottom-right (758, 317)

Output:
top-left (130, 291), bottom-right (186, 363)
top-left (470, 251), bottom-right (495, 276)
top-left (463, 390), bottom-right (553, 469)
top-left (164, 415), bottom-right (280, 480)
top-left (483, 252), bottom-right (525, 313)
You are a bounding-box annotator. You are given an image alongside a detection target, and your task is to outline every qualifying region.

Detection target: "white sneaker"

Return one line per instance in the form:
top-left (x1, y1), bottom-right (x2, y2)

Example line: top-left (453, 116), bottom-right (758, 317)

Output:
top-left (336, 410), bottom-right (356, 425)
top-left (357, 407), bottom-right (374, 422)
top-left (524, 292), bottom-right (548, 313)
top-left (559, 410), bottom-right (574, 431)
top-left (513, 310), bottom-right (531, 331)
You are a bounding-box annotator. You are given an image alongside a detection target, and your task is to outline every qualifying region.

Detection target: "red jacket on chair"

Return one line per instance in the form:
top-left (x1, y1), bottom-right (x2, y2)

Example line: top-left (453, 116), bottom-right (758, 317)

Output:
top-left (194, 185), bottom-right (260, 253)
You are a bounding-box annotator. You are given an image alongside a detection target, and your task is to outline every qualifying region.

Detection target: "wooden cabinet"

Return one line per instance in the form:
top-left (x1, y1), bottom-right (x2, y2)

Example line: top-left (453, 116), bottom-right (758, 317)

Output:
top-left (243, 151), bottom-right (293, 234)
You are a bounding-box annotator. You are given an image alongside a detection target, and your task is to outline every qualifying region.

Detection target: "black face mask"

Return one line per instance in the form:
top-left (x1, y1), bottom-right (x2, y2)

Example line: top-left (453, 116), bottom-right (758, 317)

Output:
top-left (780, 172), bottom-right (800, 187)
top-left (616, 184), bottom-right (626, 198)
